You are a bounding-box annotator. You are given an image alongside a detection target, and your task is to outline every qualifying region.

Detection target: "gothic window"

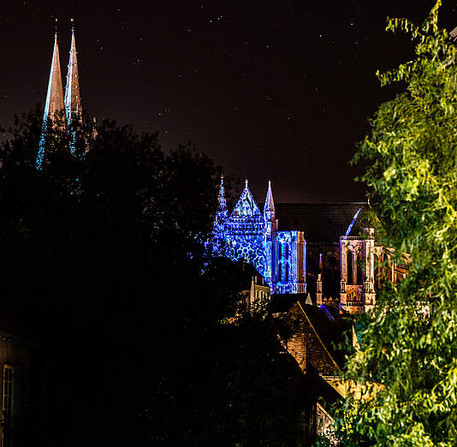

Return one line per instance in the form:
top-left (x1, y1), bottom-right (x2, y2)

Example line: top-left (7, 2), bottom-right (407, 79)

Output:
top-left (347, 249), bottom-right (353, 285)
top-left (356, 250), bottom-right (363, 285)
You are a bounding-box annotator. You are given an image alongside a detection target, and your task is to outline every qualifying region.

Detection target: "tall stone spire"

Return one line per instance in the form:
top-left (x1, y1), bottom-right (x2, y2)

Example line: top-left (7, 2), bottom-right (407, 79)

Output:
top-left (44, 31), bottom-right (65, 121)
top-left (37, 28), bottom-right (65, 169)
top-left (65, 20), bottom-right (82, 125)
top-left (263, 180), bottom-right (275, 221)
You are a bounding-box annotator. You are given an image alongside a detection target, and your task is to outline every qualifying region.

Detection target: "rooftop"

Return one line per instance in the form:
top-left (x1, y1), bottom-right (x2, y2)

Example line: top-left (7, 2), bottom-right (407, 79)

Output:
top-left (275, 202), bottom-right (369, 242)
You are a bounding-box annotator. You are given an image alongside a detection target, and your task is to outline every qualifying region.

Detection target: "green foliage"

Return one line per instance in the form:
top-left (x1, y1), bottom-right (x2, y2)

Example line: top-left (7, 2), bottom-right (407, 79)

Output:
top-left (337, 1), bottom-right (457, 446)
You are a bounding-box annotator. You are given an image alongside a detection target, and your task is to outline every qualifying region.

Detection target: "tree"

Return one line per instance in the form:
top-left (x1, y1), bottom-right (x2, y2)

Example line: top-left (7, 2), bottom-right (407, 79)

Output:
top-left (0, 108), bottom-right (227, 446)
top-left (0, 109), bottom-right (312, 447)
top-left (333, 2), bottom-right (457, 446)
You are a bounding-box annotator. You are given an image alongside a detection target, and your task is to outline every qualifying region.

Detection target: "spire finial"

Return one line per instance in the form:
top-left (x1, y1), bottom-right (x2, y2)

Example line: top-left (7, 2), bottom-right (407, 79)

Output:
top-left (217, 173), bottom-right (228, 216)
top-left (65, 23), bottom-right (82, 127)
top-left (264, 180), bottom-right (275, 221)
top-left (37, 27), bottom-right (65, 169)
top-left (245, 179), bottom-right (248, 188)
top-left (54, 18), bottom-right (58, 36)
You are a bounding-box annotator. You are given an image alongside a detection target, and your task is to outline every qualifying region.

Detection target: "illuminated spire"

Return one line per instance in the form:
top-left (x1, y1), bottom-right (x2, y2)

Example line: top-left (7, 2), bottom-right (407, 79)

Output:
top-left (44, 31), bottom-right (65, 121)
top-left (263, 180), bottom-right (275, 221)
top-left (305, 293), bottom-right (313, 306)
top-left (215, 174), bottom-right (229, 223)
top-left (218, 174), bottom-right (227, 213)
top-left (37, 28), bottom-right (64, 169)
top-left (65, 20), bottom-right (82, 124)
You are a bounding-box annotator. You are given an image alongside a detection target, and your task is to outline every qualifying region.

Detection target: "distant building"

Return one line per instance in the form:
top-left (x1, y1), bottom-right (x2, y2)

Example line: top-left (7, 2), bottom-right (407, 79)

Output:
top-left (271, 295), bottom-right (354, 444)
top-left (237, 262), bottom-right (271, 313)
top-left (213, 177), bottom-right (387, 313)
top-left (0, 314), bottom-right (31, 447)
top-left (37, 22), bottom-right (85, 169)
top-left (213, 177), bottom-right (306, 295)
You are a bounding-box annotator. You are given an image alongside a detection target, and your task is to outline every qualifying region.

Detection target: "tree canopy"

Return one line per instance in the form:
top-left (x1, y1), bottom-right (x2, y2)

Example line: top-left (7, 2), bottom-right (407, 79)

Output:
top-left (334, 1), bottom-right (457, 446)
top-left (0, 108), bottom-right (311, 447)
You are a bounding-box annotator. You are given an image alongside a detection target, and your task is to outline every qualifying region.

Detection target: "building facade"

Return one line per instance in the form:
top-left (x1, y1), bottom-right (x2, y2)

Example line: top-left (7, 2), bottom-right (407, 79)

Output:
top-left (213, 179), bottom-right (387, 313)
top-left (0, 331), bottom-right (30, 447)
top-left (213, 178), bottom-right (306, 294)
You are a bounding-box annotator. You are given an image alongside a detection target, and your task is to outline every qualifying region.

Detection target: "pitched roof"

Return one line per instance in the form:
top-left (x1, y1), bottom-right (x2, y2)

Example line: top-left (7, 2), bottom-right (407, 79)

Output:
top-left (275, 202), bottom-right (369, 242)
top-left (298, 302), bottom-right (352, 369)
top-left (231, 180), bottom-right (262, 219)
top-left (270, 295), bottom-right (353, 372)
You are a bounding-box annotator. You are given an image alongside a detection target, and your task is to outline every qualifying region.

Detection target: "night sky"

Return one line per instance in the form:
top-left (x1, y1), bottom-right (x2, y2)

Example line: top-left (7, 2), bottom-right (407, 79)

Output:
top-left (1, 0), bottom-right (456, 202)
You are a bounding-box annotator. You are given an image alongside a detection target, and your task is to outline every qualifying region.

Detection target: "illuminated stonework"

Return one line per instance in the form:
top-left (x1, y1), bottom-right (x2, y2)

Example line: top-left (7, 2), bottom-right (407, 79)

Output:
top-left (37, 25), bottom-right (83, 169)
top-left (213, 178), bottom-right (306, 294)
top-left (37, 32), bottom-right (65, 169)
top-left (215, 184), bottom-right (386, 312)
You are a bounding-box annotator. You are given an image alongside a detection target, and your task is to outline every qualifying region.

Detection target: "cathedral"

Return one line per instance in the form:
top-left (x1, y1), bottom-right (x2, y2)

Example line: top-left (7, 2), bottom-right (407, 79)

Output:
top-left (214, 177), bottom-right (306, 295)
top-left (37, 22), bottom-right (83, 169)
top-left (36, 26), bottom-right (406, 315)
top-left (212, 177), bottom-right (406, 314)
top-left (22, 22), bottom-right (415, 447)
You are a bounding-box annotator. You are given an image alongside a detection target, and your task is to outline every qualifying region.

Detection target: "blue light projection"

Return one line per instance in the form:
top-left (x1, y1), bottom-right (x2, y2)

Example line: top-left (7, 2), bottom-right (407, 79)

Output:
top-left (345, 208), bottom-right (362, 237)
top-left (36, 128), bottom-right (47, 170)
top-left (274, 231), bottom-right (304, 294)
top-left (222, 180), bottom-right (267, 276)
top-left (212, 178), bottom-right (306, 294)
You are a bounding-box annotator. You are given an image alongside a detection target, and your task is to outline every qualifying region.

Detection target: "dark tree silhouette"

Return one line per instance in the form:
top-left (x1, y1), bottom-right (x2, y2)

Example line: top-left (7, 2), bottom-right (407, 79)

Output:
top-left (0, 108), bottom-right (310, 447)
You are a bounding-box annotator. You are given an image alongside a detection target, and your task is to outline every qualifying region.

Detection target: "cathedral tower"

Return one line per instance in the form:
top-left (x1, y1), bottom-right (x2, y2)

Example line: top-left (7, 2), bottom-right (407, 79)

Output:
top-left (36, 30), bottom-right (65, 169)
top-left (65, 22), bottom-right (82, 154)
top-left (37, 22), bottom-right (84, 168)
top-left (216, 175), bottom-right (228, 221)
top-left (65, 21), bottom-right (82, 125)
top-left (263, 181), bottom-right (277, 285)
top-left (263, 180), bottom-right (275, 222)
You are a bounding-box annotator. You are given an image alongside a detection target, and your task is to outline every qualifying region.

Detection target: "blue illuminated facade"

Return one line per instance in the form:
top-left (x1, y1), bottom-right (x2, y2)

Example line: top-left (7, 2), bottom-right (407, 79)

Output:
top-left (213, 178), bottom-right (306, 294)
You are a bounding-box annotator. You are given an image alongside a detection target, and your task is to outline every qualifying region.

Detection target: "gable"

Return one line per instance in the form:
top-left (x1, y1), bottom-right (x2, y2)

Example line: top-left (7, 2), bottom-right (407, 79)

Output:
top-left (231, 187), bottom-right (262, 219)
